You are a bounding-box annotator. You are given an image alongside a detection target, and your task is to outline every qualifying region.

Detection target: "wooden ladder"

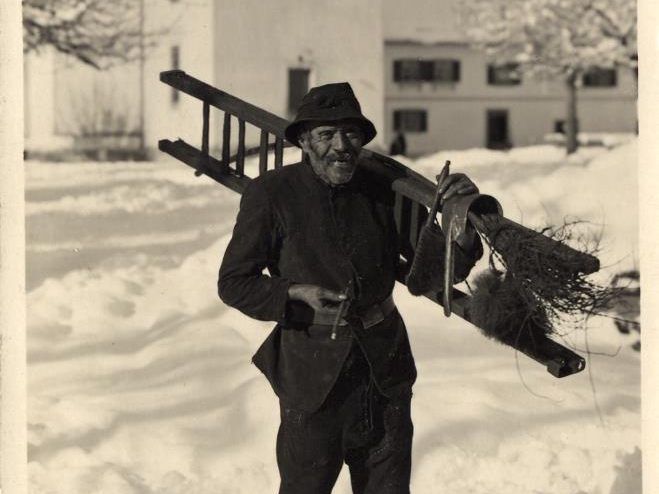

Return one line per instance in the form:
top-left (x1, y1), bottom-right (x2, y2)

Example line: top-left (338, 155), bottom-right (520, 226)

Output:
top-left (159, 69), bottom-right (588, 378)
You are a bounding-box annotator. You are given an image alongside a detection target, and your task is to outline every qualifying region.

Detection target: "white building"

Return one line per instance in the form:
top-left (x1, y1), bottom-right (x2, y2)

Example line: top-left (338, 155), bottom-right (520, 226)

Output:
top-left (382, 0), bottom-right (637, 155)
top-left (384, 40), bottom-right (637, 155)
top-left (23, 0), bottom-right (385, 158)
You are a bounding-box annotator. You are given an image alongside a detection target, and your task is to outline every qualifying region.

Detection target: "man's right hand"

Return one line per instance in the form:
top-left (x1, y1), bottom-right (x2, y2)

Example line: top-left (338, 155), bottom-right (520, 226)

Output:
top-left (287, 284), bottom-right (347, 313)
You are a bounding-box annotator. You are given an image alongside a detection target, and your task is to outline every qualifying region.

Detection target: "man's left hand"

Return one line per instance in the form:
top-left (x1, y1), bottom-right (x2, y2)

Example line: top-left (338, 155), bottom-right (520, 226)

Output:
top-left (437, 173), bottom-right (478, 204)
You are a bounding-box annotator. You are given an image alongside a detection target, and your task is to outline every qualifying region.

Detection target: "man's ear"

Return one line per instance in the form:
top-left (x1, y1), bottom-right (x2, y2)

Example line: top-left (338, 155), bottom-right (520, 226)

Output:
top-left (298, 131), bottom-right (311, 154)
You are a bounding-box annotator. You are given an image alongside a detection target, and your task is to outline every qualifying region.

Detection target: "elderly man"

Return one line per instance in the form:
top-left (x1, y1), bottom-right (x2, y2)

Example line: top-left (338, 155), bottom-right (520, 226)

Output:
top-left (218, 82), bottom-right (481, 494)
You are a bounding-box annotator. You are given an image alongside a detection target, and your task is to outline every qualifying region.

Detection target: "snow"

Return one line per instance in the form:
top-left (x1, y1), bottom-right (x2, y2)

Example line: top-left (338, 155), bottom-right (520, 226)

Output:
top-left (27, 141), bottom-right (640, 493)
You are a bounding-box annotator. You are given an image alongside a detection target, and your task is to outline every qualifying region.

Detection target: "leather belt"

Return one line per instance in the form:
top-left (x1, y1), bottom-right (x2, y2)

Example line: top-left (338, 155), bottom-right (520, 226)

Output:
top-left (307, 294), bottom-right (396, 329)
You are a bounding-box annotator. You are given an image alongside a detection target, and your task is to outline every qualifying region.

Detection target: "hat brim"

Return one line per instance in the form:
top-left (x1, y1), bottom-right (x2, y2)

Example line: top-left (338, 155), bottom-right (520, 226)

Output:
top-left (284, 117), bottom-right (377, 148)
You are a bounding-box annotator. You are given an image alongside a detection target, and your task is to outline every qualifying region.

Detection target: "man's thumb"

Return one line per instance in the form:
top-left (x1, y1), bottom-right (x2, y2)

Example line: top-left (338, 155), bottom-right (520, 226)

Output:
top-left (319, 288), bottom-right (346, 301)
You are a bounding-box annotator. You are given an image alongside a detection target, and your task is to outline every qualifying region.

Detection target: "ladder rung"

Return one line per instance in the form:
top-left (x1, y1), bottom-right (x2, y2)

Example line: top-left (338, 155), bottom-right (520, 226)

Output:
top-left (222, 112), bottom-right (231, 166)
top-left (259, 130), bottom-right (268, 175)
top-left (236, 118), bottom-right (246, 176)
top-left (274, 137), bottom-right (284, 169)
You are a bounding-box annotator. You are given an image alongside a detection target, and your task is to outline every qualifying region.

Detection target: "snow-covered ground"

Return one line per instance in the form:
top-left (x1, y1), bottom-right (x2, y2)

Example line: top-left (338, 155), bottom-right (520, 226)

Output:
top-left (26, 141), bottom-right (640, 494)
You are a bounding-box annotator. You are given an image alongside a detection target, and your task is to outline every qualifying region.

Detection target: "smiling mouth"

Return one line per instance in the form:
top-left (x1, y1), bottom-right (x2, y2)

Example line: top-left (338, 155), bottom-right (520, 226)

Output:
top-left (330, 157), bottom-right (354, 166)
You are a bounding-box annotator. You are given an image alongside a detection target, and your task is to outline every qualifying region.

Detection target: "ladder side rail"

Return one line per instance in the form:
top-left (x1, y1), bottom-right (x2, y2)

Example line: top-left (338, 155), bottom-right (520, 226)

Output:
top-left (161, 70), bottom-right (288, 137)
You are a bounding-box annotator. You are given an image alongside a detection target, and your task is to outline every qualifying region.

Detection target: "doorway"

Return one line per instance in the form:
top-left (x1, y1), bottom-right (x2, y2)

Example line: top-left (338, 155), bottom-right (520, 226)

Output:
top-left (288, 68), bottom-right (310, 117)
top-left (486, 109), bottom-right (510, 149)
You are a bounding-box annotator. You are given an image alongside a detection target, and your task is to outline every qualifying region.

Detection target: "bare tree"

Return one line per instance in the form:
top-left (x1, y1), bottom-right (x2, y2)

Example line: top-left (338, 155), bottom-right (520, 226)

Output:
top-left (23, 0), bottom-right (169, 69)
top-left (459, 0), bottom-right (637, 154)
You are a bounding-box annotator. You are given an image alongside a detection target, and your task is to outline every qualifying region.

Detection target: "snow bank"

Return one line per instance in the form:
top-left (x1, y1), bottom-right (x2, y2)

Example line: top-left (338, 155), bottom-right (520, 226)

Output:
top-left (27, 141), bottom-right (640, 494)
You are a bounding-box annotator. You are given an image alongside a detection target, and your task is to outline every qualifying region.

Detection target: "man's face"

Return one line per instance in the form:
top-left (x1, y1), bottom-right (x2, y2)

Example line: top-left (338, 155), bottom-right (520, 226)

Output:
top-left (298, 120), bottom-right (364, 186)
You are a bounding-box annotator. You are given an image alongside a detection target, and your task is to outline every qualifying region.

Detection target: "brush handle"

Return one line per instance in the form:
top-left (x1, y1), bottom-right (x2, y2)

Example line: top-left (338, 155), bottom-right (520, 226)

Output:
top-left (330, 280), bottom-right (352, 340)
top-left (426, 160), bottom-right (450, 227)
top-left (443, 227), bottom-right (455, 317)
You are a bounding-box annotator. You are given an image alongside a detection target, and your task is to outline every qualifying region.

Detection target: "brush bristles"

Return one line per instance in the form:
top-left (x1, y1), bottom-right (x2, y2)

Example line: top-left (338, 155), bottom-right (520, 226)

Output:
top-left (469, 270), bottom-right (551, 347)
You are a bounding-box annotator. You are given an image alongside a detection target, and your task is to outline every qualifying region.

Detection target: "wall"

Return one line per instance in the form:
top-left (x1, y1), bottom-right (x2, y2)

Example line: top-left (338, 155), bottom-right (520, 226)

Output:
top-left (211, 0), bottom-right (385, 151)
top-left (24, 48), bottom-right (72, 153)
top-left (52, 55), bottom-right (141, 138)
top-left (143, 0), bottom-right (216, 156)
top-left (384, 41), bottom-right (637, 155)
top-left (25, 1), bottom-right (385, 157)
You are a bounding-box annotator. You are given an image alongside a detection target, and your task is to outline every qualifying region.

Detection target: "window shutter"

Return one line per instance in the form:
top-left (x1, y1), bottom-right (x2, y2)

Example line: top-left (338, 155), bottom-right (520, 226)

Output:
top-left (452, 60), bottom-right (461, 82)
top-left (393, 61), bottom-right (402, 82)
top-left (487, 65), bottom-right (495, 84)
top-left (421, 61), bottom-right (434, 81)
top-left (420, 111), bottom-right (427, 132)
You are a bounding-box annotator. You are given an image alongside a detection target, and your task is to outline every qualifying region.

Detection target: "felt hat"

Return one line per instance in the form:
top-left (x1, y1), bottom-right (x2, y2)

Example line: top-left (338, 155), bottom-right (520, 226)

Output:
top-left (284, 82), bottom-right (377, 147)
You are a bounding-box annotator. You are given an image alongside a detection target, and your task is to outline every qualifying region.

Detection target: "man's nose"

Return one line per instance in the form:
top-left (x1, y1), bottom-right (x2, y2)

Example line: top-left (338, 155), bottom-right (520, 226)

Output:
top-left (331, 131), bottom-right (349, 151)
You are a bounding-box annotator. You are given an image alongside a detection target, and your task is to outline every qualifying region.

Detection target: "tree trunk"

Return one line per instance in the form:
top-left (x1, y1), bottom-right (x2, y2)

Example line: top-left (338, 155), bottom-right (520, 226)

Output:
top-left (565, 72), bottom-right (579, 154)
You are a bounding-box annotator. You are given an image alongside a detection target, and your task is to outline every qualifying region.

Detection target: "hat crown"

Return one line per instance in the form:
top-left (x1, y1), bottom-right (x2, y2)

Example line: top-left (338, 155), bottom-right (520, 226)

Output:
top-left (305, 83), bottom-right (361, 112)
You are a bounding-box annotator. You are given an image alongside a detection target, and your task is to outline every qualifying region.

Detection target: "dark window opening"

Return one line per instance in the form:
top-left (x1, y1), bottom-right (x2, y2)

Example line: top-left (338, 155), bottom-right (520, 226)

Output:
top-left (487, 63), bottom-right (521, 86)
top-left (554, 120), bottom-right (565, 134)
top-left (583, 67), bottom-right (617, 87)
top-left (393, 109), bottom-right (427, 133)
top-left (486, 110), bottom-right (510, 149)
top-left (288, 68), bottom-right (310, 116)
top-left (393, 59), bottom-right (460, 83)
top-left (171, 46), bottom-right (180, 104)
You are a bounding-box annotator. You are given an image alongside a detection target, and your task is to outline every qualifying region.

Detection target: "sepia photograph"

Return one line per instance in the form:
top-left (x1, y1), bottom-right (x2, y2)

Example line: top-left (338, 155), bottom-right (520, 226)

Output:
top-left (2, 0), bottom-right (657, 492)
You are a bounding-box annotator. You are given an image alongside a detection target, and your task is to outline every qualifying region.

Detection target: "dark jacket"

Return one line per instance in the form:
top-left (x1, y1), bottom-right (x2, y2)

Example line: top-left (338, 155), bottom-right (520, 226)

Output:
top-left (218, 160), bottom-right (481, 412)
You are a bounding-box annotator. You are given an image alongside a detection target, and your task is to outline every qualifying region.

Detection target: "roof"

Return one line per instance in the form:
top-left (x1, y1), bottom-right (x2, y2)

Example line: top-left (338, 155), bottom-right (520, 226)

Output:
top-left (383, 0), bottom-right (468, 44)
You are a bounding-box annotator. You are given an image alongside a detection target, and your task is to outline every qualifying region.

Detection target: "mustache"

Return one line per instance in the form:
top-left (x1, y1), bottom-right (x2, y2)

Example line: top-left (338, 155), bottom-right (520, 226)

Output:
top-left (327, 152), bottom-right (356, 161)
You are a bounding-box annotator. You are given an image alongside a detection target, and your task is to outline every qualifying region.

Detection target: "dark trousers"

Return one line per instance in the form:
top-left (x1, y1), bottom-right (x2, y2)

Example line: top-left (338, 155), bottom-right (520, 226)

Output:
top-left (276, 343), bottom-right (413, 494)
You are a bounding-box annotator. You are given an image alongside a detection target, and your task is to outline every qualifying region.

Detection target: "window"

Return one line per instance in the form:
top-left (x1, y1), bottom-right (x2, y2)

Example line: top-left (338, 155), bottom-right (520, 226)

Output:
top-left (432, 59), bottom-right (461, 82)
top-left (171, 46), bottom-right (180, 104)
top-left (583, 67), bottom-right (617, 87)
top-left (393, 59), bottom-right (424, 82)
top-left (554, 120), bottom-right (565, 134)
top-left (487, 63), bottom-right (521, 85)
top-left (288, 68), bottom-right (310, 115)
top-left (393, 59), bottom-right (460, 83)
top-left (393, 110), bottom-right (427, 133)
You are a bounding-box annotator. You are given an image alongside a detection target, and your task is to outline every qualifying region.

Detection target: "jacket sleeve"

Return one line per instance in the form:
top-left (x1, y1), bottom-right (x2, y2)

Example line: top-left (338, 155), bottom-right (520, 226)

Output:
top-left (218, 178), bottom-right (292, 322)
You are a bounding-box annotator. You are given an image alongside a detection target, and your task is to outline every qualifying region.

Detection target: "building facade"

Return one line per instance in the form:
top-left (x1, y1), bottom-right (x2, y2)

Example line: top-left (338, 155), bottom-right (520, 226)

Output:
top-left (24, 0), bottom-right (636, 159)
top-left (24, 0), bottom-right (384, 158)
top-left (384, 40), bottom-right (637, 156)
top-left (146, 0), bottom-right (384, 155)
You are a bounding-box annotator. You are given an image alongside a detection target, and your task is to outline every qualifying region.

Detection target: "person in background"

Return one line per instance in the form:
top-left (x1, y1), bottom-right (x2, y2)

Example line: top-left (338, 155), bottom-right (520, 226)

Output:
top-left (389, 131), bottom-right (407, 156)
